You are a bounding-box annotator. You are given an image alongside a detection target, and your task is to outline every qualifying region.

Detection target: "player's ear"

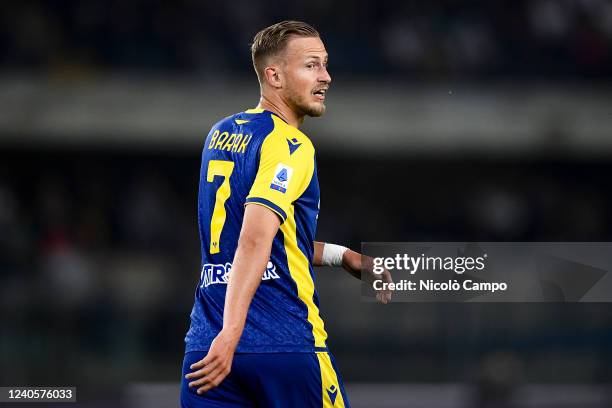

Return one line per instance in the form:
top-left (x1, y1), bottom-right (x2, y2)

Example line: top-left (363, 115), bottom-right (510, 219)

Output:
top-left (263, 66), bottom-right (282, 89)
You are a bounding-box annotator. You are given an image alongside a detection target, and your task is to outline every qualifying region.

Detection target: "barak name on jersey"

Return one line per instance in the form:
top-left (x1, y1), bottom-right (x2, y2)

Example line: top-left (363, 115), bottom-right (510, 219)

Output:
top-left (185, 108), bottom-right (327, 354)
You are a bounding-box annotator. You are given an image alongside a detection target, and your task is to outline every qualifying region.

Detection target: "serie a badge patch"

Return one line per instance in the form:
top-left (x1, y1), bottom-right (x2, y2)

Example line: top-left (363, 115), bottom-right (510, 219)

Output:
top-left (270, 163), bottom-right (293, 193)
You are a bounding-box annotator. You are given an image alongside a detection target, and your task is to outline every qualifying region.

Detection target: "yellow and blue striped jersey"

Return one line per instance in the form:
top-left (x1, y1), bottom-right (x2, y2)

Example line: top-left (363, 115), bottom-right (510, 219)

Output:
top-left (185, 109), bottom-right (328, 353)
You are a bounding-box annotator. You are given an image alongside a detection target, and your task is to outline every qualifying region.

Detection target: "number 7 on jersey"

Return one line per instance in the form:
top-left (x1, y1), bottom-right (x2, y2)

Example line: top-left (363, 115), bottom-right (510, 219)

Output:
top-left (206, 160), bottom-right (235, 254)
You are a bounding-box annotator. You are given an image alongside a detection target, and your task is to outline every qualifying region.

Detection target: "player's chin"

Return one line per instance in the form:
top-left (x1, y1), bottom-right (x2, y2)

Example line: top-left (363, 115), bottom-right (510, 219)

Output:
top-left (305, 102), bottom-right (326, 117)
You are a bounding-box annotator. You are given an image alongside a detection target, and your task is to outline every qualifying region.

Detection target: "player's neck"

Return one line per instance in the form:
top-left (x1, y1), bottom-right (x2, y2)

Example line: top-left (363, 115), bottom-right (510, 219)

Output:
top-left (256, 95), bottom-right (304, 128)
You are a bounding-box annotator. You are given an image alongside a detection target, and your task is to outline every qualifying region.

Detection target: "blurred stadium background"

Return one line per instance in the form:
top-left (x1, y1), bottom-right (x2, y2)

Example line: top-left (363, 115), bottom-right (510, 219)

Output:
top-left (2, 0), bottom-right (612, 407)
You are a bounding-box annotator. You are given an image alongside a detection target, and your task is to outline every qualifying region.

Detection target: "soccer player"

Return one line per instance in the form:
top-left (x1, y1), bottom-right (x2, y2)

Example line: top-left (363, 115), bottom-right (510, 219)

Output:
top-left (181, 20), bottom-right (392, 407)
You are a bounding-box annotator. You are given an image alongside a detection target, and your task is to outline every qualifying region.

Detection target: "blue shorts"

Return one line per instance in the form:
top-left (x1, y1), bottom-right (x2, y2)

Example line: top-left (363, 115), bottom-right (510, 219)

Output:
top-left (180, 351), bottom-right (350, 407)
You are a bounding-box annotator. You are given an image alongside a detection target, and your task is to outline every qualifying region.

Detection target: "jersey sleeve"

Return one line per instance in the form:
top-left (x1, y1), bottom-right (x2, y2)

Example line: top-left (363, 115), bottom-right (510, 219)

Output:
top-left (245, 130), bottom-right (314, 223)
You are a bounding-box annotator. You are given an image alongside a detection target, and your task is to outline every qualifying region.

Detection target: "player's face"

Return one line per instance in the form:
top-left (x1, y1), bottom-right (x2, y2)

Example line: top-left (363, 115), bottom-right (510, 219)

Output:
top-left (281, 36), bottom-right (331, 118)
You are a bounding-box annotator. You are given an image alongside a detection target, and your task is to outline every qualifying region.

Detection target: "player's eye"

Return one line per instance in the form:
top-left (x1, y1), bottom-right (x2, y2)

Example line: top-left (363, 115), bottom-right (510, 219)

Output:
top-left (306, 63), bottom-right (315, 69)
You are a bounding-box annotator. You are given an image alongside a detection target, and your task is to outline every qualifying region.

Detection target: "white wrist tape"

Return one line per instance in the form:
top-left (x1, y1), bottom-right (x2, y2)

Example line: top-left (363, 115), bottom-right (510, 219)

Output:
top-left (321, 243), bottom-right (348, 267)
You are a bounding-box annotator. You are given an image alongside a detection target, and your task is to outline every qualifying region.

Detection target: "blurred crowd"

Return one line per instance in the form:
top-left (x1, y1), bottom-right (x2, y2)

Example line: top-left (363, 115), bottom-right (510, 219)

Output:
top-left (1, 0), bottom-right (612, 78)
top-left (0, 152), bottom-right (199, 388)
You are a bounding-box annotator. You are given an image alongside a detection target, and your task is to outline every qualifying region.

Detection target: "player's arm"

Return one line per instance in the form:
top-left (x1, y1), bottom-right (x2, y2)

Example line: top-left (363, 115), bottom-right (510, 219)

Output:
top-left (314, 241), bottom-right (393, 304)
top-left (185, 204), bottom-right (280, 394)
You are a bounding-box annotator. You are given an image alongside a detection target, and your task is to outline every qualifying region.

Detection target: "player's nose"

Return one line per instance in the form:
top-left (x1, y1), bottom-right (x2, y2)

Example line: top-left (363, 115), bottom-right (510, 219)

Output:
top-left (319, 67), bottom-right (331, 85)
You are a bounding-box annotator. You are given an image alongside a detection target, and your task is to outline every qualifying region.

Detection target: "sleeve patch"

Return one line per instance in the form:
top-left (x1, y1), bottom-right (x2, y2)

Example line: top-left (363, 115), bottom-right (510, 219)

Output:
top-left (270, 163), bottom-right (293, 194)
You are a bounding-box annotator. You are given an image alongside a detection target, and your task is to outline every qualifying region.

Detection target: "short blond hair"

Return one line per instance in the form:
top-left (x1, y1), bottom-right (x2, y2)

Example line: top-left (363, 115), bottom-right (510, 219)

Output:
top-left (251, 20), bottom-right (320, 83)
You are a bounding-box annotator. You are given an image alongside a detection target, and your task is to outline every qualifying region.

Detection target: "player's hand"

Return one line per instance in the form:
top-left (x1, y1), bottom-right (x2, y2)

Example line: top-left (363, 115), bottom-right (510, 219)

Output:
top-left (185, 329), bottom-right (239, 394)
top-left (342, 250), bottom-right (393, 304)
